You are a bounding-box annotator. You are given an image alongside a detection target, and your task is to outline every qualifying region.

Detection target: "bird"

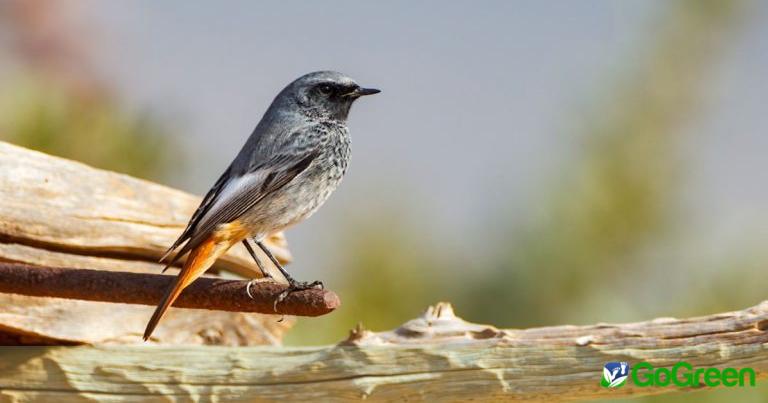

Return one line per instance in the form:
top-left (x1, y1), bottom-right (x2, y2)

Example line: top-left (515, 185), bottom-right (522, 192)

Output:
top-left (143, 71), bottom-right (379, 341)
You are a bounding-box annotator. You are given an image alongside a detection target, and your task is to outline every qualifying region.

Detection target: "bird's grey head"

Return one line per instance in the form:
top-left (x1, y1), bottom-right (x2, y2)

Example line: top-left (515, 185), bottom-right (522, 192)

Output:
top-left (275, 71), bottom-right (380, 121)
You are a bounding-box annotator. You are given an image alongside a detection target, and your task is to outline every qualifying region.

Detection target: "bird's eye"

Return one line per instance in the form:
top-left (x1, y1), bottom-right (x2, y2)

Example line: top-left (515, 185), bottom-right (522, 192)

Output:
top-left (318, 84), bottom-right (333, 95)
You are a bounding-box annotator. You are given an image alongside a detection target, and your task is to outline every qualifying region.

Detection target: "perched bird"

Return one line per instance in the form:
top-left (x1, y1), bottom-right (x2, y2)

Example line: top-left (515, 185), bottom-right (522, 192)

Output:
top-left (143, 71), bottom-right (379, 340)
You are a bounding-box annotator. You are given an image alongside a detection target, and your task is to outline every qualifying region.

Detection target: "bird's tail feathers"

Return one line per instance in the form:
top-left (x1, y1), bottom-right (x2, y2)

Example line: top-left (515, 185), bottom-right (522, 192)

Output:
top-left (143, 233), bottom-right (238, 341)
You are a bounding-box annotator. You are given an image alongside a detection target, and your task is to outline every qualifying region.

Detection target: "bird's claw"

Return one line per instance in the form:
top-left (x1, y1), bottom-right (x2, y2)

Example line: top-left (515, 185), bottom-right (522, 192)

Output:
top-left (273, 280), bottom-right (324, 312)
top-left (245, 277), bottom-right (274, 300)
top-left (307, 280), bottom-right (324, 290)
top-left (246, 280), bottom-right (256, 300)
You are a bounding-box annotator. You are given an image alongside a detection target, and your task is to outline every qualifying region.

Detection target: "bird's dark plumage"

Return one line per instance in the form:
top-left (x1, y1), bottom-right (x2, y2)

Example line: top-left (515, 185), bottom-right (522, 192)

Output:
top-left (145, 71), bottom-right (379, 340)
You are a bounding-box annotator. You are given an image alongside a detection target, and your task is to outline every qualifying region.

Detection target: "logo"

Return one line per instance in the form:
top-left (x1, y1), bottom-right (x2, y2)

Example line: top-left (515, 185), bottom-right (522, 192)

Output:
top-left (601, 362), bottom-right (630, 388)
top-left (600, 361), bottom-right (756, 388)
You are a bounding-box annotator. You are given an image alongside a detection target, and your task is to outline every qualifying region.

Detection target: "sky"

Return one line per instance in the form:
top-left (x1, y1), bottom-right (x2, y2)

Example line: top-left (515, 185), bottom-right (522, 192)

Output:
top-left (73, 1), bottom-right (768, 278)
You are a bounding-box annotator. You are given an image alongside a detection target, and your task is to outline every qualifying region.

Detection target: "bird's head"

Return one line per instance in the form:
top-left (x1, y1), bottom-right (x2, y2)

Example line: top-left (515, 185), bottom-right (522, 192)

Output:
top-left (279, 71), bottom-right (380, 121)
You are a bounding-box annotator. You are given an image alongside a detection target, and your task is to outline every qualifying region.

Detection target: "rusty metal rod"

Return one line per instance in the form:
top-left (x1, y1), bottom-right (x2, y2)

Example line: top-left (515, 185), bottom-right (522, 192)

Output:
top-left (0, 263), bottom-right (339, 316)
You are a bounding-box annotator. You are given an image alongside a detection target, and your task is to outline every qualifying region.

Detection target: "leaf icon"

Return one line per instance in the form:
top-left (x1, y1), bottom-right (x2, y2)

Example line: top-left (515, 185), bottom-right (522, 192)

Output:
top-left (609, 375), bottom-right (627, 388)
top-left (603, 367), bottom-right (614, 383)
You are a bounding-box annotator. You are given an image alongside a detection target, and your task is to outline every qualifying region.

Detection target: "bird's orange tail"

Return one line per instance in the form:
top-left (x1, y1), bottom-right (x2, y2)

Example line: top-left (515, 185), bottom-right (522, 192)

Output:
top-left (143, 224), bottom-right (246, 341)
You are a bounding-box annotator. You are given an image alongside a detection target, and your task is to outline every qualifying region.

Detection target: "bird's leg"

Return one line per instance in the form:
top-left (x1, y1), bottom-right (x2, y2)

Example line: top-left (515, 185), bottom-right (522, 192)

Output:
top-left (242, 239), bottom-right (271, 278)
top-left (256, 240), bottom-right (323, 311)
top-left (242, 239), bottom-right (275, 300)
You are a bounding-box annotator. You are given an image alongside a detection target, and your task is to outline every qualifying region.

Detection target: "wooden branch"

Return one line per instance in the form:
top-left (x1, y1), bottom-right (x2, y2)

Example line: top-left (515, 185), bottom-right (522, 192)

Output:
top-left (0, 263), bottom-right (339, 317)
top-left (2, 302), bottom-right (767, 401)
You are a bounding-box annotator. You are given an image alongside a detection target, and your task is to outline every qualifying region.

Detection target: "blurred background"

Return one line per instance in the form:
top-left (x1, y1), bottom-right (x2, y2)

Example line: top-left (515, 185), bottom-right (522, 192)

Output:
top-left (1, 1), bottom-right (767, 401)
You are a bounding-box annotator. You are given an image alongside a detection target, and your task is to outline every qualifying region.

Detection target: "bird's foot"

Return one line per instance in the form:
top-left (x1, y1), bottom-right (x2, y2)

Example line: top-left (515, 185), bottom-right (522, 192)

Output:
top-left (273, 280), bottom-right (324, 312)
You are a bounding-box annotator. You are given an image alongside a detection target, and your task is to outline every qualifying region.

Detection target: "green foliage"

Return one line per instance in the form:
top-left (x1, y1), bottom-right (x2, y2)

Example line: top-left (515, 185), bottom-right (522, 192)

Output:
top-left (457, 0), bottom-right (752, 330)
top-left (0, 76), bottom-right (175, 181)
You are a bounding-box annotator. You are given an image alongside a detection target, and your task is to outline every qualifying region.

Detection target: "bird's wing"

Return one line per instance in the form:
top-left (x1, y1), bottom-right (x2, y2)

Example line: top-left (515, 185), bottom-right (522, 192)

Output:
top-left (162, 148), bottom-right (320, 269)
top-left (160, 166), bottom-right (232, 264)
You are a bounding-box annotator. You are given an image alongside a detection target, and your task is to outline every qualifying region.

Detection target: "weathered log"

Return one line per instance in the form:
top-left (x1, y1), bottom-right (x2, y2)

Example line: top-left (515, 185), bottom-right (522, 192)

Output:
top-left (0, 141), bottom-right (290, 277)
top-left (1, 301), bottom-right (767, 402)
top-left (0, 263), bottom-right (339, 317)
top-left (0, 141), bottom-right (297, 345)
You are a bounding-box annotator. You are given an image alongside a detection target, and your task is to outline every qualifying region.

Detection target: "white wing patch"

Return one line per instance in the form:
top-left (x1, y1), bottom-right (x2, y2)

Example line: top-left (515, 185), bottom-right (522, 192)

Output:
top-left (207, 171), bottom-right (266, 217)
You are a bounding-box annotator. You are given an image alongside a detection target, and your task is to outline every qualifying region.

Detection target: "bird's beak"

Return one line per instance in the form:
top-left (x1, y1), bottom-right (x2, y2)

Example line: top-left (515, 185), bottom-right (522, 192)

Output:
top-left (345, 87), bottom-right (381, 98)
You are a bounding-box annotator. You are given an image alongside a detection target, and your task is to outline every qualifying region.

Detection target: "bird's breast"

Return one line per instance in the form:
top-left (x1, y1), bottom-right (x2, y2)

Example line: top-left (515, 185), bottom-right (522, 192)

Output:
top-left (243, 130), bottom-right (350, 234)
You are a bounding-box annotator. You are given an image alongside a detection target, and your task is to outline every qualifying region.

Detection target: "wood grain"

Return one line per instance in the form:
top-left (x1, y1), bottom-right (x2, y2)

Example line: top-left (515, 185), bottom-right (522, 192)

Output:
top-left (0, 141), bottom-right (291, 277)
top-left (1, 301), bottom-right (767, 401)
top-left (0, 141), bottom-right (296, 345)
